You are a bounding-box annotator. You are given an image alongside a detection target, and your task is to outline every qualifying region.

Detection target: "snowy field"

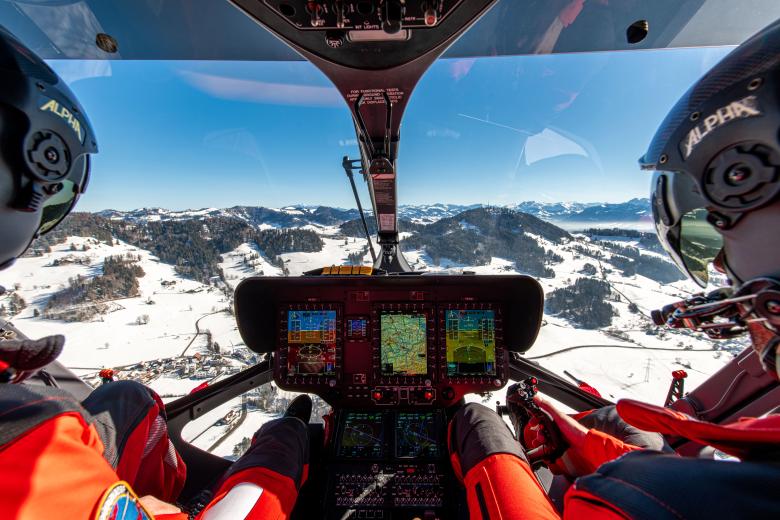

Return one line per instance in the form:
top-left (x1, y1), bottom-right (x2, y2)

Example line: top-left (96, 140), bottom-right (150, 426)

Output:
top-left (0, 225), bottom-right (741, 457)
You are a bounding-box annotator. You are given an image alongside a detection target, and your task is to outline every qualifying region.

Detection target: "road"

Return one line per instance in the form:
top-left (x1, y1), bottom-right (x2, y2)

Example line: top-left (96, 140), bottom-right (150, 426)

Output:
top-left (180, 310), bottom-right (223, 357)
top-left (207, 406), bottom-right (248, 453)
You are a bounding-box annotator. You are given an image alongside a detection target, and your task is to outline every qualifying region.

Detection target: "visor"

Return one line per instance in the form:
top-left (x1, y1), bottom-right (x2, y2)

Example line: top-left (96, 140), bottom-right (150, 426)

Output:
top-left (652, 172), bottom-right (723, 287)
top-left (37, 154), bottom-right (89, 236)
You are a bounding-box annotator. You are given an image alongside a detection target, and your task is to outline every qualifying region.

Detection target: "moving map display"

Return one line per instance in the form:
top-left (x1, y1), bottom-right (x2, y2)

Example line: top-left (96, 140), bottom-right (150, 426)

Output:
top-left (395, 412), bottom-right (440, 458)
top-left (337, 411), bottom-right (386, 458)
top-left (445, 310), bottom-right (496, 376)
top-left (380, 313), bottom-right (427, 375)
top-left (287, 310), bottom-right (337, 375)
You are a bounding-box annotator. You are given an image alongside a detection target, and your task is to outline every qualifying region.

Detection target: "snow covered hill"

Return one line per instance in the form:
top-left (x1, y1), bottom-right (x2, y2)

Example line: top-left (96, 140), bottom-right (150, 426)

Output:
top-left (0, 200), bottom-right (742, 458)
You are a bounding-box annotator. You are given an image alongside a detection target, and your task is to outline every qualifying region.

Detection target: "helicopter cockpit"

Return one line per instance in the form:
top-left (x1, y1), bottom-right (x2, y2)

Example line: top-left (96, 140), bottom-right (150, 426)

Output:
top-left (3, 1), bottom-right (780, 519)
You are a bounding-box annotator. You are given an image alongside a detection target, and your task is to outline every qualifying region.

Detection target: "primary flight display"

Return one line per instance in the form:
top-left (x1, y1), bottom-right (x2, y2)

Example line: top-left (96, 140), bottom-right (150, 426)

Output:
top-left (445, 309), bottom-right (496, 376)
top-left (287, 310), bottom-right (337, 375)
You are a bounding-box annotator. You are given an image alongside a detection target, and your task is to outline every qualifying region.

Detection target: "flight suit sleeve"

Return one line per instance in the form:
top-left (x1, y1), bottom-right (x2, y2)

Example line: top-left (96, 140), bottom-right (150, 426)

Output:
top-left (0, 410), bottom-right (129, 519)
top-left (561, 428), bottom-right (644, 475)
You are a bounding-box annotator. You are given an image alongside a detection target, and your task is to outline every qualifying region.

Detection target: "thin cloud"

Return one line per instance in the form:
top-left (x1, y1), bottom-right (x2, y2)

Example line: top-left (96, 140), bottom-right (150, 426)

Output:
top-left (179, 70), bottom-right (343, 108)
top-left (426, 128), bottom-right (461, 139)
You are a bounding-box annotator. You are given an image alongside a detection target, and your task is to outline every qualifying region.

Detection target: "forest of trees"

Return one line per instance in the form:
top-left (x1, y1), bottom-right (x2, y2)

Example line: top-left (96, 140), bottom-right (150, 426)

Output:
top-left (599, 242), bottom-right (684, 283)
top-left (347, 245), bottom-right (370, 265)
top-left (255, 229), bottom-right (323, 261)
top-left (401, 208), bottom-right (568, 277)
top-left (31, 213), bottom-right (324, 285)
top-left (44, 254), bottom-right (145, 321)
top-left (0, 292), bottom-right (26, 318)
top-left (584, 228), bottom-right (665, 255)
top-left (545, 278), bottom-right (616, 329)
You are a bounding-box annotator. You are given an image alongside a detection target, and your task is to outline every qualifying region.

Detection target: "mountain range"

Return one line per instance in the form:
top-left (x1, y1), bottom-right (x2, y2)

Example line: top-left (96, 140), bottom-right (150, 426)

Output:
top-left (95, 198), bottom-right (652, 229)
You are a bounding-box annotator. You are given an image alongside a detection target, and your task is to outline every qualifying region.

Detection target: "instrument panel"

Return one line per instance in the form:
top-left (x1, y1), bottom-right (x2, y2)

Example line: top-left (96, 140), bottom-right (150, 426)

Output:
top-left (235, 274), bottom-right (543, 407)
top-left (233, 275), bottom-right (542, 519)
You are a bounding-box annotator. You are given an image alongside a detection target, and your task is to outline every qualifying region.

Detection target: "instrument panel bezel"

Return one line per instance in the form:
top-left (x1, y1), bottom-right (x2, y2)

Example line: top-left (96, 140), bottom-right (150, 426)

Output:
top-left (372, 302), bottom-right (436, 386)
top-left (438, 302), bottom-right (507, 389)
top-left (276, 302), bottom-right (343, 387)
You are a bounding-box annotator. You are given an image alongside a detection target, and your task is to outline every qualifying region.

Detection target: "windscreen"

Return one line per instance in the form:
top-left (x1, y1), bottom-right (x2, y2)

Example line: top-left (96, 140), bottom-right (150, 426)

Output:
top-left (0, 33), bottom-right (755, 459)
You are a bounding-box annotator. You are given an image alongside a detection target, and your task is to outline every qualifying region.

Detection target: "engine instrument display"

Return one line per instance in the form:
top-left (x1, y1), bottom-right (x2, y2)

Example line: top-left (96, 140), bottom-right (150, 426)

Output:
top-left (395, 412), bottom-right (441, 459)
top-left (380, 313), bottom-right (428, 376)
top-left (346, 317), bottom-right (368, 340)
top-left (287, 310), bottom-right (337, 375)
top-left (445, 310), bottom-right (496, 376)
top-left (337, 411), bottom-right (386, 459)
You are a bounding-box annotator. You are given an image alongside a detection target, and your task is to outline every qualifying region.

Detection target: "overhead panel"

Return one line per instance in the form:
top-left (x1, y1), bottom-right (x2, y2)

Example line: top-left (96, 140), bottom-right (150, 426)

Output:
top-left (3, 0), bottom-right (780, 61)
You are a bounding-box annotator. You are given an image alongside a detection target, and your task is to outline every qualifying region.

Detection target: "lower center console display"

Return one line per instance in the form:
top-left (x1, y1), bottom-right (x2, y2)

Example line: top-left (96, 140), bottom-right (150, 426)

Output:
top-left (395, 412), bottom-right (441, 459)
top-left (337, 411), bottom-right (386, 459)
top-left (336, 410), bottom-right (445, 461)
top-left (329, 409), bottom-right (450, 517)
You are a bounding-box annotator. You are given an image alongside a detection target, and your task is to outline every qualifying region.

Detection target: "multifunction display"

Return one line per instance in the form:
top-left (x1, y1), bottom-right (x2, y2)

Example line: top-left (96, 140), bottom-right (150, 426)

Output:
top-left (336, 410), bottom-right (444, 460)
top-left (287, 310), bottom-right (337, 375)
top-left (336, 411), bottom-right (386, 459)
top-left (395, 412), bottom-right (441, 458)
top-left (445, 309), bottom-right (496, 376)
top-left (380, 313), bottom-right (428, 376)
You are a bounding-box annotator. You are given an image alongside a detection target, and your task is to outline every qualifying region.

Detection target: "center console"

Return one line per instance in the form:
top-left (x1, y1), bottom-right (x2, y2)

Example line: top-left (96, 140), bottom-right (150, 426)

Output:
top-left (328, 409), bottom-right (448, 519)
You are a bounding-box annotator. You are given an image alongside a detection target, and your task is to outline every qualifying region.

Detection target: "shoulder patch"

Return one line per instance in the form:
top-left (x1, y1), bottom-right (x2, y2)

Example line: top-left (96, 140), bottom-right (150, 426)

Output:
top-left (95, 481), bottom-right (153, 520)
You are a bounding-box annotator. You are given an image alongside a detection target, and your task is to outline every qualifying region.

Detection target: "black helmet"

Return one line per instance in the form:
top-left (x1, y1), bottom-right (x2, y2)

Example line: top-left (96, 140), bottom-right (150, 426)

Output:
top-left (0, 25), bottom-right (97, 269)
top-left (641, 19), bottom-right (780, 288)
top-left (642, 19), bottom-right (780, 379)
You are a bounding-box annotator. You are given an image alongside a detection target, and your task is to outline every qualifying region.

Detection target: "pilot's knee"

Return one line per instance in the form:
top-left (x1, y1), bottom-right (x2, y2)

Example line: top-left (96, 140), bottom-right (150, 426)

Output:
top-left (82, 379), bottom-right (161, 425)
top-left (449, 402), bottom-right (525, 478)
top-left (224, 417), bottom-right (310, 491)
top-left (579, 405), bottom-right (669, 451)
top-left (451, 402), bottom-right (514, 442)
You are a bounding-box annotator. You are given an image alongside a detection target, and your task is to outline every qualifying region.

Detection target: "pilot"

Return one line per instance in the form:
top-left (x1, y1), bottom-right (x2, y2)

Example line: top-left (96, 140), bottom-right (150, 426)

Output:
top-left (0, 25), bottom-right (313, 519)
top-left (447, 18), bottom-right (780, 520)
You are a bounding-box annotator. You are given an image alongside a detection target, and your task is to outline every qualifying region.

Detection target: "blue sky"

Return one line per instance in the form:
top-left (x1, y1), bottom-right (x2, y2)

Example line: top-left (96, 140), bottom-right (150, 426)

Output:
top-left (50, 46), bottom-right (731, 212)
